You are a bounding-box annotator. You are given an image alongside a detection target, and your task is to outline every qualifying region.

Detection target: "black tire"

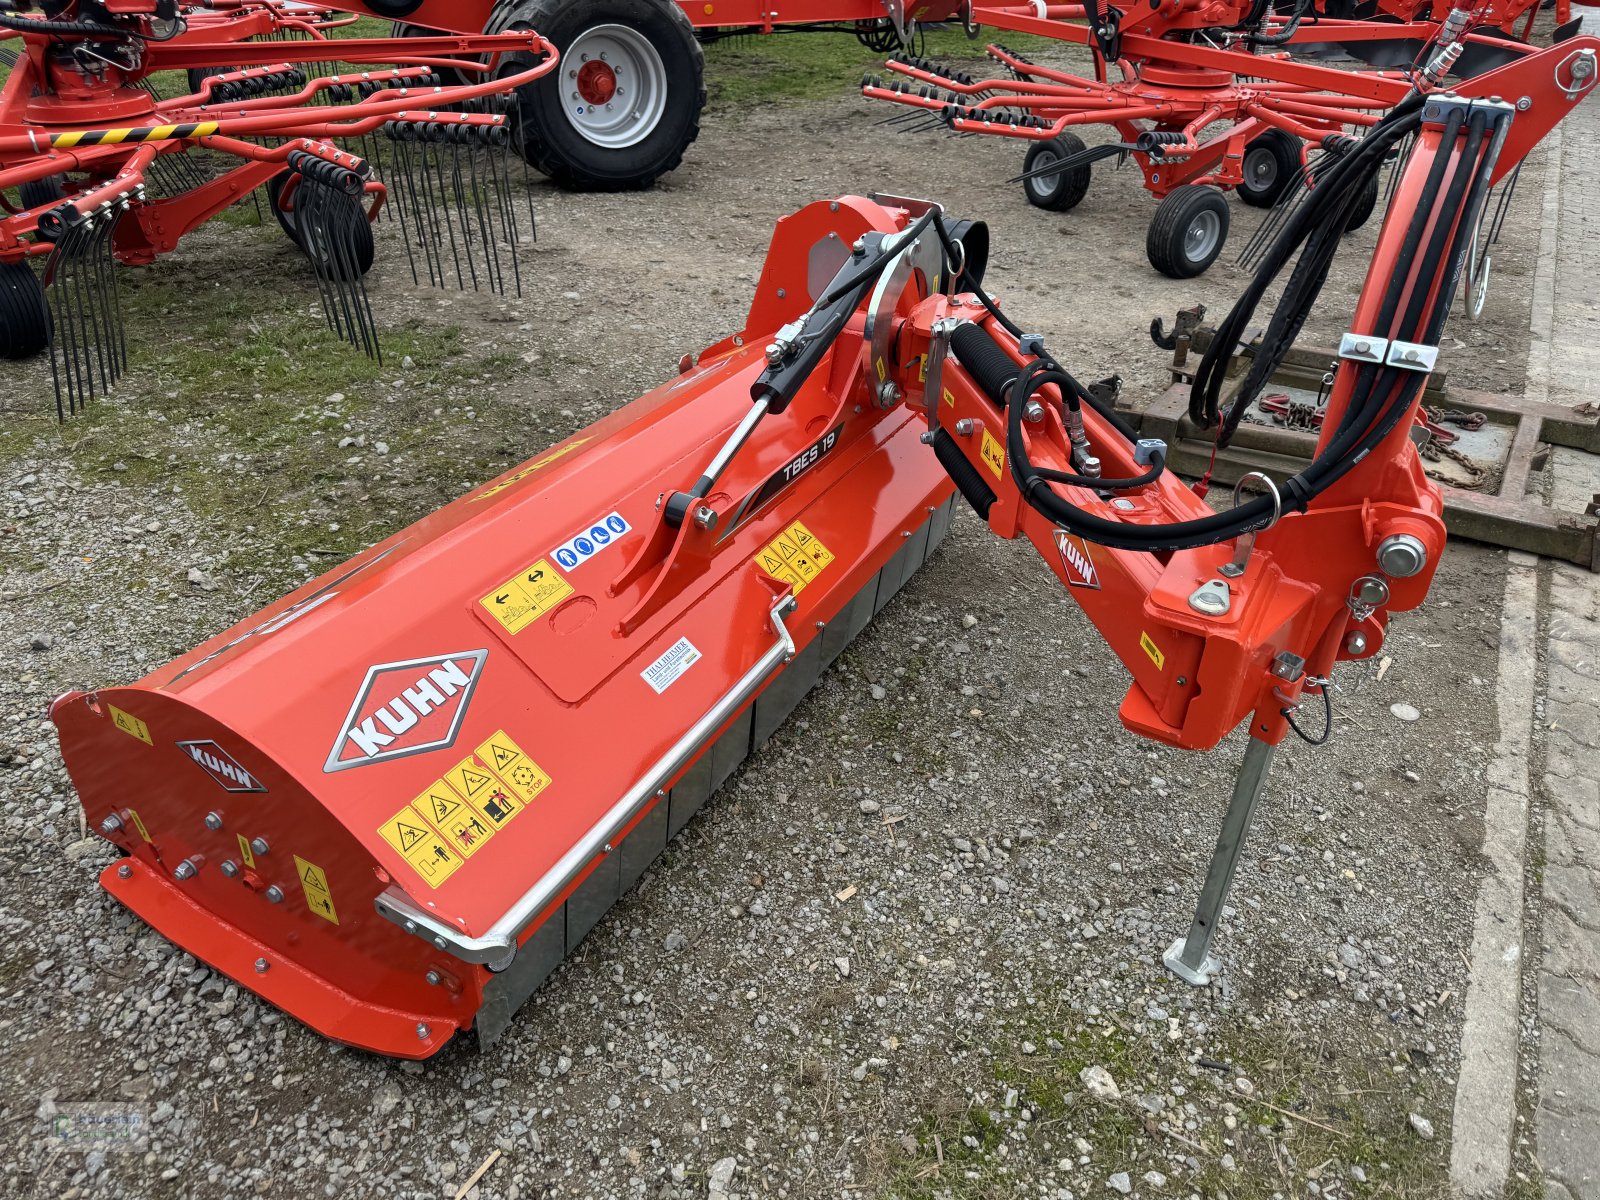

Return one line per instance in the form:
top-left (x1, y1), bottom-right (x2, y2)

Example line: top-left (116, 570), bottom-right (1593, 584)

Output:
top-left (1343, 172), bottom-right (1381, 232)
top-left (1021, 134), bottom-right (1092, 212)
top-left (0, 260), bottom-right (52, 360)
top-left (492, 0), bottom-right (705, 190)
top-left (18, 174), bottom-right (67, 211)
top-left (1146, 185), bottom-right (1230, 279)
top-left (1237, 128), bottom-right (1300, 208)
top-left (266, 173), bottom-right (375, 281)
top-left (391, 22), bottom-right (476, 87)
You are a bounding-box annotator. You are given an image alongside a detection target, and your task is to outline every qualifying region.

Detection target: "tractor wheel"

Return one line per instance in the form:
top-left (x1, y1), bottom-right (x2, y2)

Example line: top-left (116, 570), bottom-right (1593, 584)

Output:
top-left (1021, 134), bottom-right (1092, 212)
top-left (266, 173), bottom-right (375, 281)
top-left (1146, 185), bottom-right (1230, 279)
top-left (1342, 172), bottom-right (1381, 232)
top-left (491, 0), bottom-right (705, 191)
top-left (18, 174), bottom-right (67, 211)
top-left (1237, 129), bottom-right (1300, 208)
top-left (391, 22), bottom-right (475, 87)
top-left (0, 260), bottom-right (52, 360)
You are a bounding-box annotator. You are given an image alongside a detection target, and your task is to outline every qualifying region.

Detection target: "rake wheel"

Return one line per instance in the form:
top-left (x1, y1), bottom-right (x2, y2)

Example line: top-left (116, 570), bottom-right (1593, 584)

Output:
top-left (1021, 134), bottom-right (1092, 212)
top-left (266, 173), bottom-right (375, 282)
top-left (1238, 129), bottom-right (1299, 209)
top-left (0, 260), bottom-right (51, 360)
top-left (1147, 185), bottom-right (1230, 279)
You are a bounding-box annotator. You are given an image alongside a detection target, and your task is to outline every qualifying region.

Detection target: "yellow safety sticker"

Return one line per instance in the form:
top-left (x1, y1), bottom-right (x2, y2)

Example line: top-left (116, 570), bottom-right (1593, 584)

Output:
top-left (479, 558), bottom-right (574, 636)
top-left (470, 437), bottom-right (591, 503)
top-left (475, 729), bottom-right (526, 776)
top-left (415, 781), bottom-right (468, 830)
top-left (293, 855), bottom-right (339, 925)
top-left (916, 354), bottom-right (928, 382)
top-left (237, 834), bottom-right (256, 869)
top-left (447, 756), bottom-right (523, 829)
top-left (980, 429), bottom-right (1005, 481)
top-left (108, 705), bottom-right (152, 745)
top-left (943, 387), bottom-right (955, 407)
top-left (1140, 631), bottom-right (1166, 671)
top-left (127, 809), bottom-right (152, 843)
top-left (425, 785), bottom-right (497, 858)
top-left (755, 519), bottom-right (836, 595)
top-left (376, 805), bottom-right (463, 888)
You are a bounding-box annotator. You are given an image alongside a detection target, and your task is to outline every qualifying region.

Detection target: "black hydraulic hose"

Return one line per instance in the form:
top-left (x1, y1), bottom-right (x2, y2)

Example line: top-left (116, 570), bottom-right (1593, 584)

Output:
top-left (1189, 93), bottom-right (1430, 434)
top-left (1004, 123), bottom-right (1486, 552)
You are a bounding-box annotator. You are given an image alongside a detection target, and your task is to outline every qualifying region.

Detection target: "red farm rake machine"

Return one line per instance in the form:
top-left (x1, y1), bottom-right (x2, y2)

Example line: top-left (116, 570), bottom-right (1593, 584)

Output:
top-left (863, 0), bottom-right (1584, 276)
top-left (0, 0), bottom-right (562, 414)
top-left (51, 17), bottom-right (1600, 1057)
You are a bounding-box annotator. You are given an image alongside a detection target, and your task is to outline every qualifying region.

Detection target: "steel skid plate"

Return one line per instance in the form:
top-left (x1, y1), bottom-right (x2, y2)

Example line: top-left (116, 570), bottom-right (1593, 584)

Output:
top-left (54, 196), bottom-right (958, 1058)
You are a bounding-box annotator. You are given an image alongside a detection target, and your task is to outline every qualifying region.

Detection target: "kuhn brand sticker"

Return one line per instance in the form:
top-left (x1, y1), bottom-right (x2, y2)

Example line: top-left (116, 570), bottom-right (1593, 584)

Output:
top-left (177, 739), bottom-right (267, 793)
top-left (1054, 531), bottom-right (1101, 590)
top-left (324, 650), bottom-right (488, 773)
top-left (641, 637), bottom-right (702, 694)
top-left (551, 511), bottom-right (631, 572)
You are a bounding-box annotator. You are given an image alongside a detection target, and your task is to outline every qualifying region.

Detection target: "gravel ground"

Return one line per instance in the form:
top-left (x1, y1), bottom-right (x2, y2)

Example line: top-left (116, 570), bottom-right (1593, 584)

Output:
top-left (0, 37), bottom-right (1548, 1200)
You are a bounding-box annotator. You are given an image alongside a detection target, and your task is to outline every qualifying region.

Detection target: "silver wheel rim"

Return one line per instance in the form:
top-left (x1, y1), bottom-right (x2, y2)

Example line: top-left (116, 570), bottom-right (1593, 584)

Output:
top-left (559, 25), bottom-right (668, 150)
top-left (1245, 147), bottom-right (1277, 192)
top-left (1185, 209), bottom-right (1222, 263)
top-left (1030, 151), bottom-right (1059, 197)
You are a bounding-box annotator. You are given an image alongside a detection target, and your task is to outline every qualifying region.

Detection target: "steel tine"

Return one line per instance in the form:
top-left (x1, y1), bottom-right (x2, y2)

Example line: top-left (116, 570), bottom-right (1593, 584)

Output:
top-left (448, 136), bottom-right (480, 292)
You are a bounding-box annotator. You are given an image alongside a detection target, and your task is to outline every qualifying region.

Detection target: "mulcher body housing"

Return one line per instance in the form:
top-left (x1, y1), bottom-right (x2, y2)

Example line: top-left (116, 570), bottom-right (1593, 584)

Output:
top-left (54, 196), bottom-right (960, 1059)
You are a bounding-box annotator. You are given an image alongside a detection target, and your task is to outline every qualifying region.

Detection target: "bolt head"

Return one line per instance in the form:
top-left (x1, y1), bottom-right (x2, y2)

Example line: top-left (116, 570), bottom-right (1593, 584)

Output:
top-left (220, 860), bottom-right (240, 878)
top-left (100, 814), bottom-right (124, 835)
top-left (255, 958), bottom-right (270, 973)
top-left (116, 863), bottom-right (133, 879)
top-left (1345, 630), bottom-right (1369, 654)
top-left (173, 859), bottom-right (198, 881)
top-left (416, 1023), bottom-right (431, 1040)
top-left (265, 885), bottom-right (284, 904)
top-left (693, 505), bottom-right (718, 531)
top-left (204, 812), bottom-right (224, 831)
top-left (250, 837), bottom-right (269, 856)
top-left (425, 969), bottom-right (442, 986)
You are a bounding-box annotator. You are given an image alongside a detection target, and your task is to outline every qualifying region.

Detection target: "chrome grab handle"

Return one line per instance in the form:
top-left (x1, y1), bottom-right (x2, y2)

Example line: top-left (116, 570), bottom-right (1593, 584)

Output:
top-left (374, 596), bottom-right (799, 967)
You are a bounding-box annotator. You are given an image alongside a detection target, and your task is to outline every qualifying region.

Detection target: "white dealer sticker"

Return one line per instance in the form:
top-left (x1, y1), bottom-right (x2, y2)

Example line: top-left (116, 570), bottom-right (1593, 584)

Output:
top-left (552, 511), bottom-right (630, 572)
top-left (641, 637), bottom-right (702, 694)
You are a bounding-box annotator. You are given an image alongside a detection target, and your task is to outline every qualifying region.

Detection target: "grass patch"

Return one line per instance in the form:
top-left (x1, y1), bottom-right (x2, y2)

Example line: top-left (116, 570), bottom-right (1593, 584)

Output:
top-left (705, 28), bottom-right (1060, 108)
top-left (881, 1008), bottom-right (1457, 1199)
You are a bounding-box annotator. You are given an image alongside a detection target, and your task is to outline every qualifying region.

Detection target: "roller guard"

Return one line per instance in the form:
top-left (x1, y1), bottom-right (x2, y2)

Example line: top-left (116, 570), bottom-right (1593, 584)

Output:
top-left (54, 196), bottom-right (959, 1059)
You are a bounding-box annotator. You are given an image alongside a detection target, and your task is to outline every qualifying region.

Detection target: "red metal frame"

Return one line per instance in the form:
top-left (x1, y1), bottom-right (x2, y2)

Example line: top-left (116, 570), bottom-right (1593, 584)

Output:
top-left (864, 0), bottom-right (1557, 201)
top-left (0, 5), bottom-right (558, 266)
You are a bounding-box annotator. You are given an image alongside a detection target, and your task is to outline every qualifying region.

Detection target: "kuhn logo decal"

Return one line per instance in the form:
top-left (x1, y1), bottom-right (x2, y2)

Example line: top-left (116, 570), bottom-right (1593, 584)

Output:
top-left (324, 651), bottom-right (488, 773)
top-left (1054, 531), bottom-right (1101, 590)
top-left (177, 739), bottom-right (267, 793)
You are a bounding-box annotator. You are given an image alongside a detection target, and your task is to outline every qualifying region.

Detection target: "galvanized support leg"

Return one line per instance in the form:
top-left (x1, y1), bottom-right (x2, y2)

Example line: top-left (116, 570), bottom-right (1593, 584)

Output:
top-left (1163, 736), bottom-right (1277, 986)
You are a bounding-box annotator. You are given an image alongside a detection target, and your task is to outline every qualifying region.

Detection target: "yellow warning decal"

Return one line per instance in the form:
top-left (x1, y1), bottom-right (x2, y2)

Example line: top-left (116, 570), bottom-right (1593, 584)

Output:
top-left (755, 519), bottom-right (836, 595)
top-left (108, 705), bottom-right (152, 745)
top-left (470, 437), bottom-right (592, 502)
top-left (980, 429), bottom-right (1005, 481)
top-left (237, 834), bottom-right (256, 869)
top-left (476, 729), bottom-right (551, 805)
top-left (1139, 631), bottom-right (1166, 671)
top-left (293, 855), bottom-right (339, 925)
top-left (480, 558), bottom-right (574, 636)
top-left (376, 804), bottom-right (463, 888)
top-left (127, 809), bottom-right (152, 843)
top-left (415, 781), bottom-right (468, 830)
top-left (943, 387), bottom-right (955, 407)
top-left (447, 755), bottom-right (524, 830)
top-left (421, 781), bottom-right (497, 858)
